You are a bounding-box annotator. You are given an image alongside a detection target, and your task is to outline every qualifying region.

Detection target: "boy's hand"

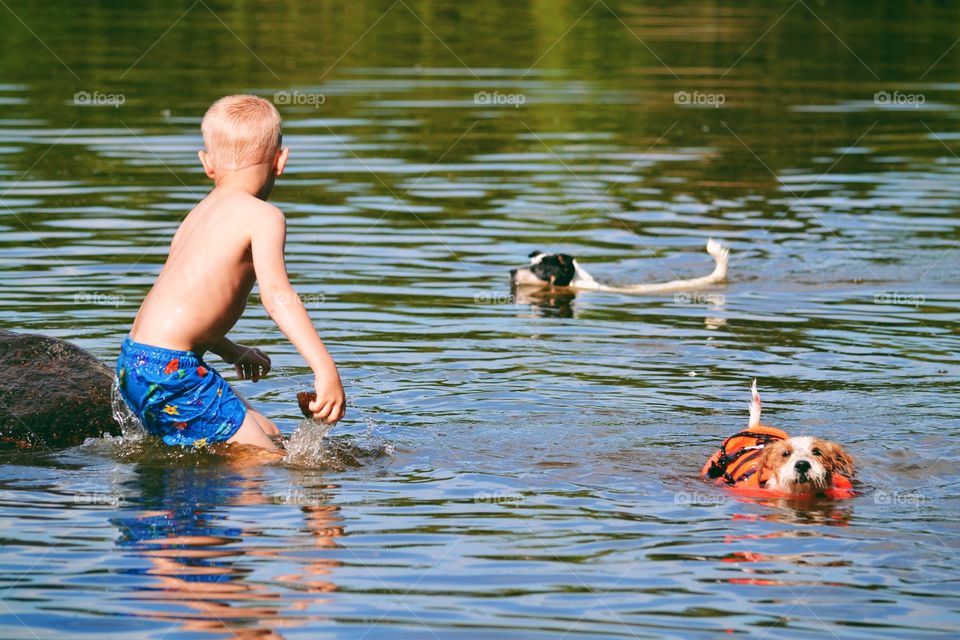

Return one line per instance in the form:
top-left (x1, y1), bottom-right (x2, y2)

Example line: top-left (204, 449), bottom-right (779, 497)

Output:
top-left (232, 347), bottom-right (271, 382)
top-left (308, 373), bottom-right (346, 424)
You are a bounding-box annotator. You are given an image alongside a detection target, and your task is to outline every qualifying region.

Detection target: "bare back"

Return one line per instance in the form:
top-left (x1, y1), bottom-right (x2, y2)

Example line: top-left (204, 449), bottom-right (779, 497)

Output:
top-left (130, 190), bottom-right (259, 354)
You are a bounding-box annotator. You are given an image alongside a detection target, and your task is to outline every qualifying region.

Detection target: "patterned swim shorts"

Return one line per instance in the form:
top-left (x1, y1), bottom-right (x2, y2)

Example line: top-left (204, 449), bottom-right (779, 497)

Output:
top-left (115, 338), bottom-right (246, 447)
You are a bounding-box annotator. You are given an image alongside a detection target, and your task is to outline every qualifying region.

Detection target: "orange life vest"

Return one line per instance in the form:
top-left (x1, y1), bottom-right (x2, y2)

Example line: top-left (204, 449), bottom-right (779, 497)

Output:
top-left (701, 425), bottom-right (787, 488)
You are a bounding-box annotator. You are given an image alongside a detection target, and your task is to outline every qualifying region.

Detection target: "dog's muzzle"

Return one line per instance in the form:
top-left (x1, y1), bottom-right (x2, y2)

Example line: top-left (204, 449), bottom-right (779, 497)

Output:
top-left (510, 267), bottom-right (546, 286)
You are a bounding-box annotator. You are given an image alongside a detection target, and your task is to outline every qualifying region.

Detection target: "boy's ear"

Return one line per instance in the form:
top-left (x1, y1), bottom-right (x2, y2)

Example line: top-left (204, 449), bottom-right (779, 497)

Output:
top-left (274, 147), bottom-right (289, 177)
top-left (198, 150), bottom-right (216, 179)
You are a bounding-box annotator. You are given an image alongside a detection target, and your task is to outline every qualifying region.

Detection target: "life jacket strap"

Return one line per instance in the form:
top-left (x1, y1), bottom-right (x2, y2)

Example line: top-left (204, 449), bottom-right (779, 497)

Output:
top-left (707, 429), bottom-right (785, 485)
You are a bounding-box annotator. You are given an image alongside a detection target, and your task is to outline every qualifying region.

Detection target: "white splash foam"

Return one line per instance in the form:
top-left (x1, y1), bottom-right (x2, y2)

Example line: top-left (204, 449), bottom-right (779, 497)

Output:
top-left (283, 420), bottom-right (337, 467)
top-left (111, 378), bottom-right (146, 442)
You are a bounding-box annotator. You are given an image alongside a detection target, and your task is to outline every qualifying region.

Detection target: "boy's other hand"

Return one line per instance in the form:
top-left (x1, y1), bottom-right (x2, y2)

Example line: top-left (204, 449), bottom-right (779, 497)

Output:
top-left (309, 373), bottom-right (346, 425)
top-left (234, 347), bottom-right (271, 382)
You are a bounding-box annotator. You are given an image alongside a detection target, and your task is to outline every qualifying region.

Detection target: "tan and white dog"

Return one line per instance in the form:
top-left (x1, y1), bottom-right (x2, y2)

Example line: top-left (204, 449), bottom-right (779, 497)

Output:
top-left (702, 381), bottom-right (855, 497)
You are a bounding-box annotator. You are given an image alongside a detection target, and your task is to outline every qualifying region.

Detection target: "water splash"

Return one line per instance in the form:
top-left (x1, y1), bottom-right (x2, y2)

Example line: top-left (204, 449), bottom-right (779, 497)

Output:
top-left (282, 420), bottom-right (336, 466)
top-left (111, 378), bottom-right (146, 442)
top-left (283, 419), bottom-right (392, 470)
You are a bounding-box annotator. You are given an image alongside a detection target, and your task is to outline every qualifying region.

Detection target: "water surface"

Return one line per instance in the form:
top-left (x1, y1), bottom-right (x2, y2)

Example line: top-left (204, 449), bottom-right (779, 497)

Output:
top-left (0, 1), bottom-right (959, 637)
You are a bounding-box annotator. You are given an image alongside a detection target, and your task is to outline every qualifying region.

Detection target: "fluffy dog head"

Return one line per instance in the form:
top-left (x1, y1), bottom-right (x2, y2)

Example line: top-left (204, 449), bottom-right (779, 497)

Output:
top-left (758, 436), bottom-right (854, 495)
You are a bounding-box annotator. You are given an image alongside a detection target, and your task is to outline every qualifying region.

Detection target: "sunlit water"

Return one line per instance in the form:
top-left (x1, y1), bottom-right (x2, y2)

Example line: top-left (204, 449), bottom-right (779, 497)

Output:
top-left (0, 1), bottom-right (958, 637)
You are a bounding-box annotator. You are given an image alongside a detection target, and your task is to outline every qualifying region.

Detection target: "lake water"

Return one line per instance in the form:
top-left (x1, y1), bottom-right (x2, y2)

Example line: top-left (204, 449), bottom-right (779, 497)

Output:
top-left (1, 0), bottom-right (959, 637)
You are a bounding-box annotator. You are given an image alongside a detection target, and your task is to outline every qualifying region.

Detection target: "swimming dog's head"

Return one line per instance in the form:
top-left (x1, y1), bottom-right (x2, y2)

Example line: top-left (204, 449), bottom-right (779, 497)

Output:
top-left (510, 251), bottom-right (597, 288)
top-left (758, 436), bottom-right (854, 495)
top-left (510, 251), bottom-right (577, 287)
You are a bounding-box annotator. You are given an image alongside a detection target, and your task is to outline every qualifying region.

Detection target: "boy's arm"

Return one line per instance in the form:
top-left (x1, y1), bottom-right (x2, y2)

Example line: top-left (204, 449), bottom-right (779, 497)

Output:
top-left (250, 205), bottom-right (345, 424)
top-left (207, 336), bottom-right (272, 382)
top-left (208, 336), bottom-right (242, 362)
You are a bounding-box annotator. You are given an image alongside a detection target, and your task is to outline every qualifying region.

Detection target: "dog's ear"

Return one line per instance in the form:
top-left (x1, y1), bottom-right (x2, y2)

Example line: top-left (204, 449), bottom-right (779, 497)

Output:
top-left (825, 443), bottom-right (854, 477)
top-left (528, 250), bottom-right (543, 259)
top-left (556, 254), bottom-right (575, 265)
top-left (757, 441), bottom-right (779, 474)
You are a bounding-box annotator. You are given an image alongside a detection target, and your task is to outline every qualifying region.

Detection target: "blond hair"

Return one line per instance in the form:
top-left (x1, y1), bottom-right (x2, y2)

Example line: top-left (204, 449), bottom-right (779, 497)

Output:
top-left (201, 95), bottom-right (282, 170)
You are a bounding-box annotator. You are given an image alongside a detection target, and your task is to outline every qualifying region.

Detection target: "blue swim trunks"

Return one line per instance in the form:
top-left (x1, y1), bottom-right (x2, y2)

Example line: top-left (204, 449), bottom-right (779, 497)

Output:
top-left (115, 338), bottom-right (246, 447)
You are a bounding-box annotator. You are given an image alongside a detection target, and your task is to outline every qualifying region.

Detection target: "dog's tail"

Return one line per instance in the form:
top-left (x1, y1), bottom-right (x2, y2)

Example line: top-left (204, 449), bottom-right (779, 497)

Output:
top-left (591, 239), bottom-right (729, 294)
top-left (705, 238), bottom-right (729, 282)
top-left (748, 379), bottom-right (761, 428)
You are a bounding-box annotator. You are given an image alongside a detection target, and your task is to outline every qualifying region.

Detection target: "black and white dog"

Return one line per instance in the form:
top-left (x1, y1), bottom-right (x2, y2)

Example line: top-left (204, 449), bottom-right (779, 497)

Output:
top-left (510, 239), bottom-right (729, 293)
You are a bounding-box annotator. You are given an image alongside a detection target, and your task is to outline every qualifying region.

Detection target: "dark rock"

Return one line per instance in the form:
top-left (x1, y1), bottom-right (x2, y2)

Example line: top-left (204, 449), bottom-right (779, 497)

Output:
top-left (0, 330), bottom-right (120, 448)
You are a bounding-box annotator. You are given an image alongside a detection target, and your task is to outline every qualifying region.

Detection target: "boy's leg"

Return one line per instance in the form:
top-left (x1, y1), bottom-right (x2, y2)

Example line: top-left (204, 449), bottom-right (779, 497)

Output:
top-left (233, 392), bottom-right (281, 437)
top-left (228, 411), bottom-right (280, 450)
top-left (249, 409), bottom-right (281, 437)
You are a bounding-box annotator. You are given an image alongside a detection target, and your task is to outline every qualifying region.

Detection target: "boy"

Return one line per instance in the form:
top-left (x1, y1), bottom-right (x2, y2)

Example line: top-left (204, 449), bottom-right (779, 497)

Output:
top-left (116, 95), bottom-right (345, 451)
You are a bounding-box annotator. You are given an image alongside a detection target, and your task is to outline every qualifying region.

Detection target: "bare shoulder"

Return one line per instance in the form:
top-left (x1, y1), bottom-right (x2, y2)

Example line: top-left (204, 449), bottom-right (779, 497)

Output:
top-left (220, 193), bottom-right (286, 230)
